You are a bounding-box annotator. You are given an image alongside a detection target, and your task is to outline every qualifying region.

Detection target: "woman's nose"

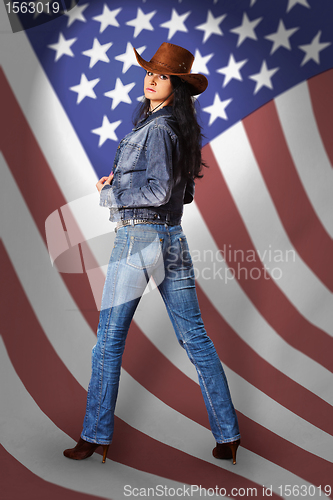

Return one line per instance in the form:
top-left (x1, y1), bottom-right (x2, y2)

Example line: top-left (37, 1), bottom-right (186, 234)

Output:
top-left (149, 74), bottom-right (157, 85)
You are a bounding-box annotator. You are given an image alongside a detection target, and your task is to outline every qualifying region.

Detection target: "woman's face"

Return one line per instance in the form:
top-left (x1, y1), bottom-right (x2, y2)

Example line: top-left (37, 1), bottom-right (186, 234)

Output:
top-left (144, 71), bottom-right (174, 110)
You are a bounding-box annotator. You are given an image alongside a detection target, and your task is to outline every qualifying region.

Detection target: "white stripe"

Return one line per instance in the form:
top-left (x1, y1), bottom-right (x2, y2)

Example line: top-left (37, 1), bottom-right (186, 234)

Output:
top-left (210, 121), bottom-right (333, 336)
top-left (0, 338), bottom-right (214, 500)
top-left (181, 201), bottom-right (333, 405)
top-left (275, 80), bottom-right (333, 237)
top-left (134, 290), bottom-right (333, 462)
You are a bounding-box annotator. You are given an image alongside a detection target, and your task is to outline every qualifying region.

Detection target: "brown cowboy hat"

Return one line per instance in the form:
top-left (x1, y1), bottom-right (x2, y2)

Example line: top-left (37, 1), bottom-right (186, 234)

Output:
top-left (133, 42), bottom-right (208, 96)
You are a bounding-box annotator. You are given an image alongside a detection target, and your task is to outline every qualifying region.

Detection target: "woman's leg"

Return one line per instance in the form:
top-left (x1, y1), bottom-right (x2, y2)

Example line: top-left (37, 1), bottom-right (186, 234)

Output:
top-left (157, 228), bottom-right (240, 444)
top-left (81, 225), bottom-right (162, 444)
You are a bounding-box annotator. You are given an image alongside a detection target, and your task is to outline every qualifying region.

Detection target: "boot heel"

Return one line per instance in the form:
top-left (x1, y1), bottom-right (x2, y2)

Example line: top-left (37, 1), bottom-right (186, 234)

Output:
top-left (229, 441), bottom-right (239, 465)
top-left (102, 445), bottom-right (109, 463)
top-left (212, 439), bottom-right (240, 465)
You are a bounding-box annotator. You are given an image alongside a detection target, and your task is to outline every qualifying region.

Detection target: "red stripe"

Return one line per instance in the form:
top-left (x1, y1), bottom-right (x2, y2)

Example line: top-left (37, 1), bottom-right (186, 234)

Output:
top-left (0, 243), bottom-right (269, 497)
top-left (0, 444), bottom-right (108, 500)
top-left (243, 99), bottom-right (333, 291)
top-left (307, 69), bottom-right (333, 168)
top-left (197, 144), bottom-right (333, 372)
top-left (0, 68), bottom-right (99, 332)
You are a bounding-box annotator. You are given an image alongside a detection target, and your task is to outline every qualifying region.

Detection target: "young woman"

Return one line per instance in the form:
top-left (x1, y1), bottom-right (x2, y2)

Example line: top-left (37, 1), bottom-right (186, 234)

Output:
top-left (63, 42), bottom-right (240, 465)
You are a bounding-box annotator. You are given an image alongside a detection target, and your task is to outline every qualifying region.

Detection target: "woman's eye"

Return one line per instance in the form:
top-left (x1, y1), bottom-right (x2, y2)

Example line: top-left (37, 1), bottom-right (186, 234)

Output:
top-left (160, 75), bottom-right (168, 80)
top-left (147, 71), bottom-right (153, 76)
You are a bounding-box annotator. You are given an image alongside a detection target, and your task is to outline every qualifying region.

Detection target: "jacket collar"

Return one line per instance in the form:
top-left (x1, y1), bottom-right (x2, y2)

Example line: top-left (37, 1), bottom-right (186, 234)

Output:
top-left (134, 106), bottom-right (175, 130)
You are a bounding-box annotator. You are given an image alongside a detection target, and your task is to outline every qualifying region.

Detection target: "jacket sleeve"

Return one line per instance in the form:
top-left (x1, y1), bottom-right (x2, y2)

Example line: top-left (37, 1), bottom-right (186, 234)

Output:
top-left (100, 124), bottom-right (175, 209)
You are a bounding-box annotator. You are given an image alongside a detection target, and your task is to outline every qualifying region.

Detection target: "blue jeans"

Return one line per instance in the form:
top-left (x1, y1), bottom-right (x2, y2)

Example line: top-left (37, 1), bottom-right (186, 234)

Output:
top-left (81, 224), bottom-right (240, 445)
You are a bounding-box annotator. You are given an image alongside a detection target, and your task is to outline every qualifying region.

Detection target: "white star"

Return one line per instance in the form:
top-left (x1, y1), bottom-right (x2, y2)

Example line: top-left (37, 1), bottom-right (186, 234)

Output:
top-left (93, 5), bottom-right (121, 33)
top-left (48, 33), bottom-right (77, 62)
top-left (115, 42), bottom-right (146, 74)
top-left (265, 19), bottom-right (299, 54)
top-left (195, 11), bottom-right (226, 44)
top-left (250, 0), bottom-right (257, 5)
top-left (92, 116), bottom-right (122, 147)
top-left (82, 39), bottom-right (112, 69)
top-left (126, 8), bottom-right (156, 38)
top-left (191, 49), bottom-right (214, 75)
top-left (217, 54), bottom-right (248, 87)
top-left (299, 30), bottom-right (331, 66)
top-left (104, 78), bottom-right (136, 110)
top-left (249, 60), bottom-right (279, 94)
top-left (160, 9), bottom-right (191, 40)
top-left (230, 13), bottom-right (262, 47)
top-left (70, 74), bottom-right (100, 104)
top-left (286, 0), bottom-right (310, 13)
top-left (203, 94), bottom-right (232, 126)
top-left (63, 1), bottom-right (88, 27)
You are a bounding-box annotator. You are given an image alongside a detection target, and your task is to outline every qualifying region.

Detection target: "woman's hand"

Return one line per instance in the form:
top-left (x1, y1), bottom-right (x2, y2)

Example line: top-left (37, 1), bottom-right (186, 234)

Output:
top-left (96, 173), bottom-right (114, 193)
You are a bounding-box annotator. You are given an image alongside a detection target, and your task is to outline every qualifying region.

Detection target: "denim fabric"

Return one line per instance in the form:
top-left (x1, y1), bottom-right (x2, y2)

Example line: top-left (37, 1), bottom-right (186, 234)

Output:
top-left (99, 107), bottom-right (194, 225)
top-left (81, 224), bottom-right (240, 445)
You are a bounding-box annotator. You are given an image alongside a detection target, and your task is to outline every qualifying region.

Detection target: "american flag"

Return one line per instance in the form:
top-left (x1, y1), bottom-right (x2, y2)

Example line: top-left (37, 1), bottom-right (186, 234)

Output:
top-left (1, 0), bottom-right (332, 498)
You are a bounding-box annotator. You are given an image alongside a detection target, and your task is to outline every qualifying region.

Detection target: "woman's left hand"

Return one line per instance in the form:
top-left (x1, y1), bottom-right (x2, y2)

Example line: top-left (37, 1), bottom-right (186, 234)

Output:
top-left (96, 173), bottom-right (114, 193)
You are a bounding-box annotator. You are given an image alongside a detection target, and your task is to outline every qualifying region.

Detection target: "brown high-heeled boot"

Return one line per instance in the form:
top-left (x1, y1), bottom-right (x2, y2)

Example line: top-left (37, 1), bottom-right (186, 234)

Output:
top-left (212, 439), bottom-right (240, 465)
top-left (63, 438), bottom-right (109, 463)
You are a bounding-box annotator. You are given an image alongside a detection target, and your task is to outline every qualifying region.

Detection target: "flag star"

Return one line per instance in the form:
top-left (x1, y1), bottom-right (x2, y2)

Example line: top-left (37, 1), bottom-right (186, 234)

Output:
top-left (265, 20), bottom-right (299, 54)
top-left (82, 39), bottom-right (112, 69)
top-left (115, 42), bottom-right (146, 73)
top-left (92, 116), bottom-right (122, 146)
top-left (195, 11), bottom-right (226, 44)
top-left (191, 49), bottom-right (214, 75)
top-left (93, 5), bottom-right (121, 33)
top-left (48, 33), bottom-right (77, 62)
top-left (286, 0), bottom-right (310, 13)
top-left (70, 74), bottom-right (100, 104)
top-left (217, 54), bottom-right (248, 87)
top-left (230, 13), bottom-right (262, 47)
top-left (63, 1), bottom-right (88, 27)
top-left (160, 9), bottom-right (191, 40)
top-left (249, 60), bottom-right (279, 94)
top-left (104, 78), bottom-right (136, 110)
top-left (203, 94), bottom-right (232, 126)
top-left (126, 8), bottom-right (156, 38)
top-left (299, 30), bottom-right (331, 66)
top-left (250, 0), bottom-right (257, 5)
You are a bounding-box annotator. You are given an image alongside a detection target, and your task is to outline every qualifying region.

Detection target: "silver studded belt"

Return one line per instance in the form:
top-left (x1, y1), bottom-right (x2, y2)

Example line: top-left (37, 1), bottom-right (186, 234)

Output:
top-left (116, 219), bottom-right (166, 230)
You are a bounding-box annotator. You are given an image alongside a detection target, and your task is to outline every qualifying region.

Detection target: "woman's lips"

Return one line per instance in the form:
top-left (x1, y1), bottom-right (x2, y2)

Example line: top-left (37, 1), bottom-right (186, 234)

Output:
top-left (146, 87), bottom-right (156, 92)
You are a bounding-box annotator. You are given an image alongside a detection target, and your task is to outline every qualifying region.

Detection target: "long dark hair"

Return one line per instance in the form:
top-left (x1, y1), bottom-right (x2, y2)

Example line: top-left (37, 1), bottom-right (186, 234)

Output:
top-left (133, 75), bottom-right (207, 179)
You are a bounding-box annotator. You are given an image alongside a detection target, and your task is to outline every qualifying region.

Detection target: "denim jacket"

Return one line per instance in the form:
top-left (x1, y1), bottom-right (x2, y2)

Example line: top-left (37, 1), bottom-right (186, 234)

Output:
top-left (100, 106), bottom-right (194, 225)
